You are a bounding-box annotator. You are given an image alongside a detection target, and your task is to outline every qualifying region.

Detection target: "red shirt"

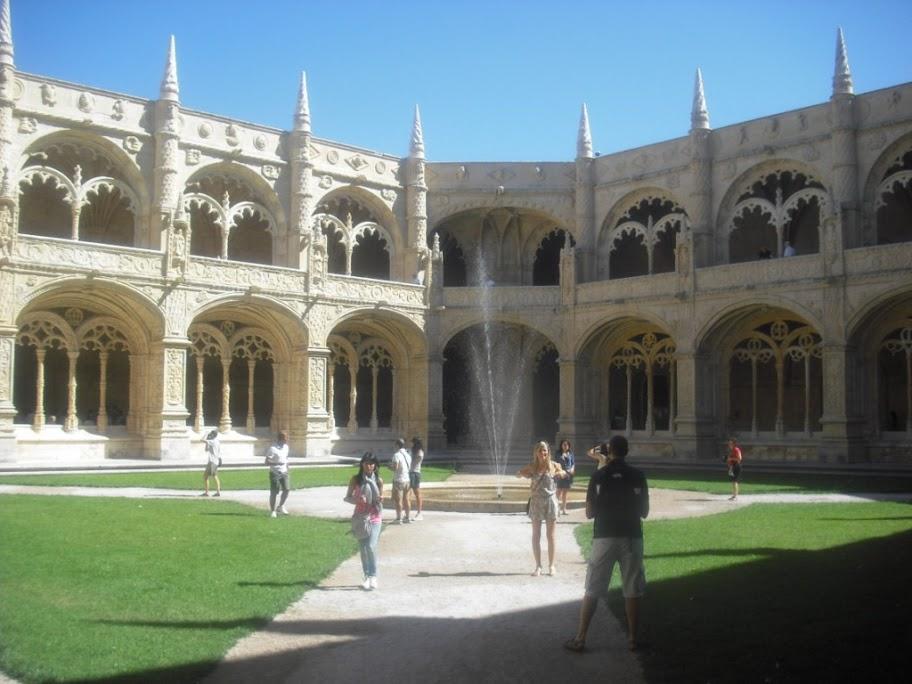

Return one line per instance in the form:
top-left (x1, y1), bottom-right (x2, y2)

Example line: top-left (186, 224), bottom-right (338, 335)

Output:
top-left (727, 446), bottom-right (742, 466)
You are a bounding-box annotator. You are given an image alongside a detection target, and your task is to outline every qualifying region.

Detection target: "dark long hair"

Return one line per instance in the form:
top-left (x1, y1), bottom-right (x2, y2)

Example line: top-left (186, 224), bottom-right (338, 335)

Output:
top-left (357, 451), bottom-right (380, 487)
top-left (411, 437), bottom-right (423, 452)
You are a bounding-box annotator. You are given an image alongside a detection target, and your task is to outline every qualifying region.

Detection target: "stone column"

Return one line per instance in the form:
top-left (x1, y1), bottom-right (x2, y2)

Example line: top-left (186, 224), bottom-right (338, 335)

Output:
top-left (193, 355), bottom-right (204, 433)
top-left (246, 359), bottom-right (256, 432)
top-left (370, 365), bottom-right (379, 432)
top-left (153, 37), bottom-right (182, 251)
top-left (290, 72), bottom-right (314, 269)
top-left (818, 344), bottom-right (865, 462)
top-left (672, 351), bottom-right (717, 460)
top-left (143, 340), bottom-right (191, 460)
top-left (326, 361), bottom-right (335, 429)
top-left (830, 29), bottom-right (860, 248)
top-left (775, 357), bottom-right (785, 437)
top-left (426, 352), bottom-right (446, 450)
top-left (689, 69), bottom-right (714, 267)
top-left (0, 327), bottom-right (17, 460)
top-left (301, 346), bottom-right (333, 457)
top-left (219, 358), bottom-right (231, 432)
top-left (33, 347), bottom-right (46, 431)
top-left (63, 351), bottom-right (79, 431)
top-left (624, 363), bottom-right (633, 436)
top-left (97, 350), bottom-right (109, 433)
top-left (348, 365), bottom-right (358, 431)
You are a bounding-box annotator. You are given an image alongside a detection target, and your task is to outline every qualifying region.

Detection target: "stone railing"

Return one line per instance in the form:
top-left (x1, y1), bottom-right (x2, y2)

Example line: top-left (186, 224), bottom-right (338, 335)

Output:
top-left (845, 242), bottom-right (912, 276)
top-left (442, 285), bottom-right (560, 309)
top-left (577, 273), bottom-right (678, 304)
top-left (14, 235), bottom-right (162, 278)
top-left (696, 254), bottom-right (823, 293)
top-left (188, 256), bottom-right (308, 294)
top-left (322, 273), bottom-right (426, 309)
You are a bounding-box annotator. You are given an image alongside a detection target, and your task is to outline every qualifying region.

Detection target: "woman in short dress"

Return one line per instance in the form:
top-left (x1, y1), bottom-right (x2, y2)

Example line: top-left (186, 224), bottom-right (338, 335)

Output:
top-left (345, 452), bottom-right (384, 590)
top-left (202, 429), bottom-right (221, 497)
top-left (555, 439), bottom-right (575, 515)
top-left (516, 441), bottom-right (568, 576)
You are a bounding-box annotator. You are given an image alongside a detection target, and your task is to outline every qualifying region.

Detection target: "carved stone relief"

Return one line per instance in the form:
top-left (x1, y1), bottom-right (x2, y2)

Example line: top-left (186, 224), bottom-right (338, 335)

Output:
top-left (165, 347), bottom-right (185, 406)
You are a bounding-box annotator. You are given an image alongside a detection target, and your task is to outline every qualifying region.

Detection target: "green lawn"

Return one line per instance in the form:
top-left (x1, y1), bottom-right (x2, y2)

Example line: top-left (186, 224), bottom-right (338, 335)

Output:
top-left (0, 495), bottom-right (356, 683)
top-left (570, 463), bottom-right (912, 495)
top-left (0, 464), bottom-right (454, 490)
top-left (575, 501), bottom-right (912, 682)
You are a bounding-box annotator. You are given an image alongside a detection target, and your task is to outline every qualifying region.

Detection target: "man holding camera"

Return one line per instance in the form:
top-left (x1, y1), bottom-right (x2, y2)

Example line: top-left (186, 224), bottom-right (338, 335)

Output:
top-left (564, 435), bottom-right (650, 653)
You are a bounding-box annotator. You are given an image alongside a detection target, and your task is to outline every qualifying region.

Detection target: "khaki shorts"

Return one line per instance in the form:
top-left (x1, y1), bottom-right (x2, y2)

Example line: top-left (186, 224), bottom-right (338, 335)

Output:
top-left (392, 480), bottom-right (410, 504)
top-left (585, 536), bottom-right (646, 599)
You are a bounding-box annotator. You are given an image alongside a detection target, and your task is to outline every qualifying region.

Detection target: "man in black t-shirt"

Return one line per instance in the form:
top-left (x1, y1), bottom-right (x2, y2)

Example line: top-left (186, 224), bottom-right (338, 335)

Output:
top-left (564, 435), bottom-right (649, 653)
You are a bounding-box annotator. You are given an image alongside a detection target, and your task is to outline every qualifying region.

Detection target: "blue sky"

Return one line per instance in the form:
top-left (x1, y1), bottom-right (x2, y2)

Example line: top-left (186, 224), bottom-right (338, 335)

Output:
top-left (11, 0), bottom-right (912, 161)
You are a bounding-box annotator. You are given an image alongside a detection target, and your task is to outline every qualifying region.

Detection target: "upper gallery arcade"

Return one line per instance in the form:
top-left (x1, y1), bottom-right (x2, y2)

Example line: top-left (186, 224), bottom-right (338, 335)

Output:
top-left (0, 0), bottom-right (910, 465)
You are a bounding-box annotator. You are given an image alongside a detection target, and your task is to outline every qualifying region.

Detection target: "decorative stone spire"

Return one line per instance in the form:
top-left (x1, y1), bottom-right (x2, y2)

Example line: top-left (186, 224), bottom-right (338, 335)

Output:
top-left (833, 27), bottom-right (853, 96)
top-left (295, 71), bottom-right (311, 133)
top-left (691, 68), bottom-right (710, 130)
top-left (0, 0), bottom-right (12, 67)
top-left (409, 105), bottom-right (425, 159)
top-left (160, 35), bottom-right (179, 102)
top-left (577, 103), bottom-right (593, 158)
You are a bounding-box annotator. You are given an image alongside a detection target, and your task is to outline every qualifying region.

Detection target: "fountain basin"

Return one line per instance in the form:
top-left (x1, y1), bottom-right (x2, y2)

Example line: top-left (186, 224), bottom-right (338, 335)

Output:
top-left (384, 482), bottom-right (587, 514)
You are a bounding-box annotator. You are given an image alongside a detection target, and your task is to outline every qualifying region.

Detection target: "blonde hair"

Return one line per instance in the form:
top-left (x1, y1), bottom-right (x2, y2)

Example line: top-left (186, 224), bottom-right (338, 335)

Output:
top-left (531, 441), bottom-right (552, 472)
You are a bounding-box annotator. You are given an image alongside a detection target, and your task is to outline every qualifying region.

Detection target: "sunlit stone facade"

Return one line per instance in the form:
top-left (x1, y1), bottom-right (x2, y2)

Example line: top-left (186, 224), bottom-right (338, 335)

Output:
top-left (0, 7), bottom-right (910, 465)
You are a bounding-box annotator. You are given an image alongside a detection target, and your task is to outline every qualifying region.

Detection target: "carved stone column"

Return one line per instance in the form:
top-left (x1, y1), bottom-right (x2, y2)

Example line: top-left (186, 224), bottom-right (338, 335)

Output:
top-left (301, 346), bottom-right (333, 457)
top-left (63, 351), bottom-right (79, 431)
top-left (33, 347), bottom-right (46, 431)
top-left (348, 365), bottom-right (358, 431)
top-left (246, 358), bottom-right (256, 432)
top-left (219, 358), bottom-right (231, 432)
top-left (143, 340), bottom-right (191, 460)
top-left (557, 357), bottom-right (586, 444)
top-left (290, 72), bottom-right (314, 270)
top-left (370, 365), bottom-right (379, 432)
top-left (426, 352), bottom-right (446, 450)
top-left (405, 106), bottom-right (428, 283)
top-left (0, 327), bottom-right (17, 460)
top-left (97, 350), bottom-right (109, 433)
top-left (153, 37), bottom-right (182, 251)
top-left (193, 355), bottom-right (204, 433)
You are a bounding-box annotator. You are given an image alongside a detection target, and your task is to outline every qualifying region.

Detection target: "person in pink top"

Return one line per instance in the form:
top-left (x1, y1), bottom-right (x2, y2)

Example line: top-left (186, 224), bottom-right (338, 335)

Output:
top-left (726, 438), bottom-right (743, 500)
top-left (345, 452), bottom-right (384, 590)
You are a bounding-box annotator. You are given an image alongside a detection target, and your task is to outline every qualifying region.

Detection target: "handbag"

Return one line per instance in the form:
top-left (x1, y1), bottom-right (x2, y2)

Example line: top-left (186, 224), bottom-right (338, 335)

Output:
top-left (525, 497), bottom-right (532, 516)
top-left (351, 514), bottom-right (371, 540)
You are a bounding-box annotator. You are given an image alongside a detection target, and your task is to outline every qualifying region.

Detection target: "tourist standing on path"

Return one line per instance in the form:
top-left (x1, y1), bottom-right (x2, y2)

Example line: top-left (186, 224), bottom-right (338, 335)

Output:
top-left (516, 441), bottom-right (568, 576)
top-left (555, 439), bottom-right (576, 515)
top-left (265, 431), bottom-right (290, 517)
top-left (564, 435), bottom-right (649, 654)
top-left (409, 437), bottom-right (425, 521)
top-left (726, 438), bottom-right (743, 501)
top-left (202, 429), bottom-right (221, 497)
top-left (388, 438), bottom-right (412, 523)
top-left (345, 452), bottom-right (384, 590)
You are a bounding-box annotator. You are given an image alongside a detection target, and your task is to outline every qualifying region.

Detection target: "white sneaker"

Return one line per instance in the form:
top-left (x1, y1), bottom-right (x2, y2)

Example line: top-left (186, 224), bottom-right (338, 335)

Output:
top-left (402, 517), bottom-right (411, 524)
top-left (361, 577), bottom-right (371, 590)
top-left (278, 505), bottom-right (290, 515)
top-left (269, 510), bottom-right (277, 518)
top-left (369, 576), bottom-right (378, 589)
top-left (413, 513), bottom-right (423, 521)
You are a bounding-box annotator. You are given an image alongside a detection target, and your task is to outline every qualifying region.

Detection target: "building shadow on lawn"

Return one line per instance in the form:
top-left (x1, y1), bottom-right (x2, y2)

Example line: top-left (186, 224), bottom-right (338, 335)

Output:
top-left (78, 600), bottom-right (635, 684)
top-left (620, 528), bottom-right (912, 683)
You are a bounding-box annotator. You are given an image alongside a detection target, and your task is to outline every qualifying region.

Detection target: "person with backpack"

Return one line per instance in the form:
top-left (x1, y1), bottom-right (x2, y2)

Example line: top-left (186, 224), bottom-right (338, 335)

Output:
top-left (564, 435), bottom-right (649, 653)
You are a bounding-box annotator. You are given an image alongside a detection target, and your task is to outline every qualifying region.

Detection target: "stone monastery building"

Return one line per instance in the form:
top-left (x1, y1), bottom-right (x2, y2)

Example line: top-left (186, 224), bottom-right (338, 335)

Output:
top-left (0, 0), bottom-right (910, 465)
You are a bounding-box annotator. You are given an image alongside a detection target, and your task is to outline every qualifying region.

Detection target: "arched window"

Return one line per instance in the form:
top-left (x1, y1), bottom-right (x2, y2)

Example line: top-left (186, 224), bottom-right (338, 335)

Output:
top-left (599, 197), bottom-right (685, 279)
top-left (874, 148), bottom-right (912, 245)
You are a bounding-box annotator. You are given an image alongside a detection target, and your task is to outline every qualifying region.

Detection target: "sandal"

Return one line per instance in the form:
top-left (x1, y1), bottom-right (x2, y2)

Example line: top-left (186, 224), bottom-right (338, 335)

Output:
top-left (531, 566), bottom-right (542, 577)
top-left (563, 637), bottom-right (586, 653)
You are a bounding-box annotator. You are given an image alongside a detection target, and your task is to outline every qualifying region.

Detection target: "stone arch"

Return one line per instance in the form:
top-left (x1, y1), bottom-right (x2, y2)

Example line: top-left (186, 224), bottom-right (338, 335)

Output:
top-left (846, 285), bottom-right (912, 439)
top-left (578, 315), bottom-right (678, 435)
top-left (716, 159), bottom-right (830, 263)
top-left (697, 302), bottom-right (824, 439)
top-left (18, 131), bottom-right (148, 247)
top-left (314, 187), bottom-right (401, 280)
top-left (862, 132), bottom-right (912, 246)
top-left (597, 188), bottom-right (688, 280)
top-left (441, 319), bottom-right (557, 447)
top-left (184, 163), bottom-right (284, 265)
top-left (188, 295), bottom-right (305, 357)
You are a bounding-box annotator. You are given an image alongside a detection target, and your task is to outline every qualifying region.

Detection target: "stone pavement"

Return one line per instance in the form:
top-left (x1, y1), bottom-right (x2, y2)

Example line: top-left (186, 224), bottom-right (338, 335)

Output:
top-left (3, 477), bottom-right (910, 684)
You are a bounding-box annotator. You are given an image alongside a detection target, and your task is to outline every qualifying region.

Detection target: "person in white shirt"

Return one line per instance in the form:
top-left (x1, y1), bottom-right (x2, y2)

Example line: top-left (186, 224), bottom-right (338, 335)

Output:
top-left (783, 241), bottom-right (796, 257)
top-left (265, 431), bottom-right (290, 518)
top-left (388, 438), bottom-right (412, 523)
top-left (409, 436), bottom-right (425, 521)
top-left (202, 429), bottom-right (221, 497)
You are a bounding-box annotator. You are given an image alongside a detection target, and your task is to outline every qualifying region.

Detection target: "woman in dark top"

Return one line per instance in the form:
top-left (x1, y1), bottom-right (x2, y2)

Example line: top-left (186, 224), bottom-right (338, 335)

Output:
top-left (555, 439), bottom-right (575, 515)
